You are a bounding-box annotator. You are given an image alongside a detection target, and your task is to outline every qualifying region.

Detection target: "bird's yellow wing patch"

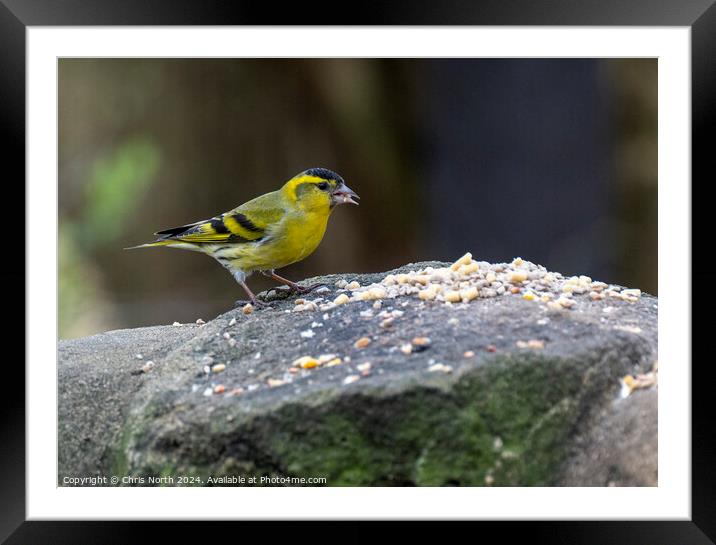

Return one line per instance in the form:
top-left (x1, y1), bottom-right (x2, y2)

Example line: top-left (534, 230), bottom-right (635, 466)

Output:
top-left (154, 213), bottom-right (261, 243)
top-left (154, 199), bottom-right (286, 244)
top-left (222, 212), bottom-right (265, 238)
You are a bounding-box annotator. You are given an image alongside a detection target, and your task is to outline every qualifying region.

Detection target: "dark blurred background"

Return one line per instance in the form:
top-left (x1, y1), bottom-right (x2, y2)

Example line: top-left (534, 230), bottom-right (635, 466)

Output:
top-left (58, 58), bottom-right (656, 339)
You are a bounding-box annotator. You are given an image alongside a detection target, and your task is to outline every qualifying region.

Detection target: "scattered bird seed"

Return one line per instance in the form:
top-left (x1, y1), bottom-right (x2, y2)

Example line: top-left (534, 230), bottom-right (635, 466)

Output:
top-left (274, 254), bottom-right (645, 325)
top-left (242, 304), bottom-right (254, 315)
top-left (460, 287), bottom-right (479, 302)
top-left (400, 343), bottom-right (413, 355)
top-left (300, 329), bottom-right (315, 339)
top-left (292, 356), bottom-right (319, 369)
top-left (334, 294), bottom-right (350, 305)
top-left (622, 288), bottom-right (642, 298)
top-left (343, 375), bottom-right (360, 385)
top-left (463, 350), bottom-right (475, 358)
top-left (380, 317), bottom-right (394, 328)
top-left (294, 301), bottom-right (318, 312)
top-left (419, 286), bottom-right (437, 301)
top-left (211, 363), bottom-right (226, 373)
top-left (213, 385), bottom-right (226, 394)
top-left (451, 252), bottom-right (472, 270)
top-left (172, 321), bottom-right (182, 326)
top-left (620, 365), bottom-right (657, 397)
top-left (317, 354), bottom-right (337, 364)
top-left (228, 318), bottom-right (237, 326)
top-left (428, 363), bottom-right (452, 373)
top-left (516, 339), bottom-right (545, 349)
top-left (354, 337), bottom-right (371, 349)
top-left (411, 337), bottom-right (431, 352)
top-left (267, 378), bottom-right (287, 388)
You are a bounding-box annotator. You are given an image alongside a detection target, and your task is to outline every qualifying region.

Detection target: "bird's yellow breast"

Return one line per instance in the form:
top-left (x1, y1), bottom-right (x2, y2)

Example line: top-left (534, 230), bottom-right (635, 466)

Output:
top-left (266, 210), bottom-right (330, 268)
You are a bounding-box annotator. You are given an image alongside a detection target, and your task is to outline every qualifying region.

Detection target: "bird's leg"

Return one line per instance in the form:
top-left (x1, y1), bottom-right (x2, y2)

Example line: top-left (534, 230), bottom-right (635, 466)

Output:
top-left (262, 270), bottom-right (327, 295)
top-left (234, 280), bottom-right (270, 308)
top-left (228, 269), bottom-right (269, 308)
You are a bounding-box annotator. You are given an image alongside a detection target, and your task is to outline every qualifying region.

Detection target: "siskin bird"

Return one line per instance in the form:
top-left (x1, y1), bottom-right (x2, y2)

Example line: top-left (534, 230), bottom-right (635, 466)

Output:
top-left (127, 168), bottom-right (359, 307)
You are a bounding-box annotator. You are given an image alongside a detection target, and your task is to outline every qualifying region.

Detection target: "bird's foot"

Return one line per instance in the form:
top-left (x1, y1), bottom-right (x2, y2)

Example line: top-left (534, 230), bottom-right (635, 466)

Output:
top-left (293, 282), bottom-right (329, 294)
top-left (263, 282), bottom-right (328, 299)
top-left (234, 298), bottom-right (271, 309)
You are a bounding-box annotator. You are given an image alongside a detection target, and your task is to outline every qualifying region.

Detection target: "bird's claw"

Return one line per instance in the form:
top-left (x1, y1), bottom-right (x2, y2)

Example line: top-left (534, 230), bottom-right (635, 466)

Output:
top-left (234, 298), bottom-right (271, 309)
top-left (263, 282), bottom-right (328, 300)
top-left (294, 282), bottom-right (328, 294)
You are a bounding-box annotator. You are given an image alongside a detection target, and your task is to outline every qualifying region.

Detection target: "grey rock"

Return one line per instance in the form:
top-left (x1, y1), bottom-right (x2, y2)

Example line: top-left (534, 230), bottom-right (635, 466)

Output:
top-left (558, 388), bottom-right (658, 486)
top-left (58, 262), bottom-right (657, 486)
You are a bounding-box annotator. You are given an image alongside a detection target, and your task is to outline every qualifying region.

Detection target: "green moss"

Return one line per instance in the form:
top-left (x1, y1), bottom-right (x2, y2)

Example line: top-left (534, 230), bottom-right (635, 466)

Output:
top-left (521, 398), bottom-right (578, 484)
top-left (109, 423), bottom-right (131, 478)
top-left (270, 411), bottom-right (392, 485)
top-left (411, 401), bottom-right (493, 486)
top-left (118, 351), bottom-right (617, 486)
top-left (253, 355), bottom-right (594, 486)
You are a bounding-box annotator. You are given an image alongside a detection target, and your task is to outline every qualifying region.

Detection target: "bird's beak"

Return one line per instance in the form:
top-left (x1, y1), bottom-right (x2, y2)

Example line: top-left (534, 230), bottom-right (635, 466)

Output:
top-left (331, 183), bottom-right (360, 206)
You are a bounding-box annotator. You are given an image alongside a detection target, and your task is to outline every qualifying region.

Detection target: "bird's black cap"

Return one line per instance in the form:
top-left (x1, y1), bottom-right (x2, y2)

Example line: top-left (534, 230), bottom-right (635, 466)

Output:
top-left (303, 168), bottom-right (345, 184)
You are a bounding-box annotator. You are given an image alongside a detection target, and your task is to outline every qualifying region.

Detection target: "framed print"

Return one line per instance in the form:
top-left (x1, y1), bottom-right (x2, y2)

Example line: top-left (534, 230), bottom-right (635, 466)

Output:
top-left (3, 0), bottom-right (714, 542)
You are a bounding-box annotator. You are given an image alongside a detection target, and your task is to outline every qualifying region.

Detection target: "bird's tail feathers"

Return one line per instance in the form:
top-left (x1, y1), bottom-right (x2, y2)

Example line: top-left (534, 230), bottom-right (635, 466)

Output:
top-left (124, 240), bottom-right (174, 250)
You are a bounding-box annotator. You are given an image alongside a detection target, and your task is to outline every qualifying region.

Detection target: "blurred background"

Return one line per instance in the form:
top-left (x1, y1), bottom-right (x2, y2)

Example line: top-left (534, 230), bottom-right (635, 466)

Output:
top-left (59, 58), bottom-right (657, 339)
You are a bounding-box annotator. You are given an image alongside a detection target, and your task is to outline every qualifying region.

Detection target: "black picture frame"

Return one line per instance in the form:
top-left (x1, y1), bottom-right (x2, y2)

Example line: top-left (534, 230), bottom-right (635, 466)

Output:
top-left (3, 1), bottom-right (713, 541)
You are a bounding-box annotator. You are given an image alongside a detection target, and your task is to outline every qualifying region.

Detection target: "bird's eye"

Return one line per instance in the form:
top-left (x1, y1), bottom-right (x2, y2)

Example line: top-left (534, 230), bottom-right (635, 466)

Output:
top-left (317, 182), bottom-right (330, 191)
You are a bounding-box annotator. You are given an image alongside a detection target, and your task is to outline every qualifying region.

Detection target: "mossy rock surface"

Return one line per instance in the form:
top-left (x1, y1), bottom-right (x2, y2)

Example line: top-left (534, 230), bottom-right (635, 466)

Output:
top-left (58, 262), bottom-right (657, 486)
